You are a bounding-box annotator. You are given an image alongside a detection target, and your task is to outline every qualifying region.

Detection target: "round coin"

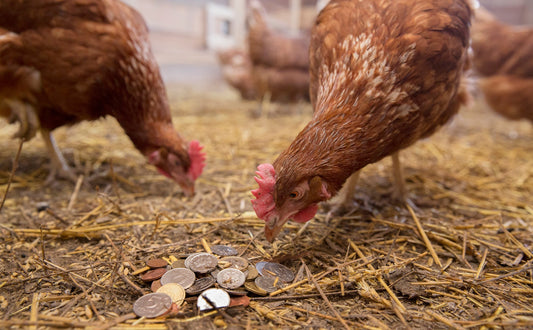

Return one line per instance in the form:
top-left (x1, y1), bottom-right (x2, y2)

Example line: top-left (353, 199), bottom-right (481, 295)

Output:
top-left (226, 288), bottom-right (248, 296)
top-left (187, 253), bottom-right (218, 273)
top-left (219, 256), bottom-right (248, 271)
top-left (171, 259), bottom-right (186, 269)
top-left (197, 288), bottom-right (230, 311)
top-left (246, 265), bottom-right (259, 280)
top-left (185, 276), bottom-right (215, 295)
top-left (210, 268), bottom-right (220, 280)
top-left (244, 281), bottom-right (267, 296)
top-left (217, 268), bottom-right (246, 289)
top-left (133, 292), bottom-right (172, 318)
top-left (156, 283), bottom-right (186, 306)
top-left (141, 268), bottom-right (167, 282)
top-left (160, 268), bottom-right (196, 289)
top-left (210, 245), bottom-right (238, 256)
top-left (255, 261), bottom-right (268, 275)
top-left (255, 275), bottom-right (279, 293)
top-left (146, 258), bottom-right (168, 269)
top-left (151, 279), bottom-right (162, 292)
top-left (263, 262), bottom-right (295, 283)
top-left (183, 252), bottom-right (202, 269)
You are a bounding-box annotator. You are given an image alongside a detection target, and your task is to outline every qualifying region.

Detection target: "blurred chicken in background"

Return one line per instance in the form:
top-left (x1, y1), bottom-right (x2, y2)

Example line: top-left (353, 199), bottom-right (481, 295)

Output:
top-left (217, 0), bottom-right (310, 117)
top-left (471, 7), bottom-right (533, 123)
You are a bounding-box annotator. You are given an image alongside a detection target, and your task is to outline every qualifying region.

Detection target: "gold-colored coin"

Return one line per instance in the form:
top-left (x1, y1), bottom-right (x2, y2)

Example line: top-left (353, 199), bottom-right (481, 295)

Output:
top-left (157, 283), bottom-right (186, 306)
top-left (244, 281), bottom-right (267, 296)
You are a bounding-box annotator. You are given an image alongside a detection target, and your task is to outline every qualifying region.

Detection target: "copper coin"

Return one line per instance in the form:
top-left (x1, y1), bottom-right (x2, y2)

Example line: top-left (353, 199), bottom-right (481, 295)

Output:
top-left (160, 268), bottom-right (196, 289)
top-left (219, 256), bottom-right (248, 271)
top-left (263, 262), bottom-right (295, 283)
top-left (254, 275), bottom-right (279, 293)
top-left (146, 258), bottom-right (168, 269)
top-left (133, 292), bottom-right (172, 318)
top-left (255, 261), bottom-right (268, 275)
top-left (246, 265), bottom-right (259, 280)
top-left (217, 268), bottom-right (246, 289)
top-left (229, 295), bottom-right (250, 307)
top-left (141, 268), bottom-right (167, 282)
top-left (185, 276), bottom-right (215, 295)
top-left (244, 281), bottom-right (267, 296)
top-left (156, 283), bottom-right (186, 306)
top-left (210, 245), bottom-right (238, 256)
top-left (197, 288), bottom-right (230, 311)
top-left (187, 253), bottom-right (218, 273)
top-left (171, 259), bottom-right (186, 269)
top-left (151, 279), bottom-right (162, 292)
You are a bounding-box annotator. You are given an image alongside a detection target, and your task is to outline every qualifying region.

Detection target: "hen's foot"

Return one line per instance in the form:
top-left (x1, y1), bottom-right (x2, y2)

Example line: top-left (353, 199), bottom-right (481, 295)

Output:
top-left (3, 99), bottom-right (39, 141)
top-left (44, 163), bottom-right (79, 185)
top-left (41, 128), bottom-right (79, 185)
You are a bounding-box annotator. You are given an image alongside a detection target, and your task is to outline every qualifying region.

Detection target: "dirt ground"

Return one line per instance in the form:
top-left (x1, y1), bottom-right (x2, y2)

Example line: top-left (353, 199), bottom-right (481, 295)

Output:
top-left (0, 85), bottom-right (532, 329)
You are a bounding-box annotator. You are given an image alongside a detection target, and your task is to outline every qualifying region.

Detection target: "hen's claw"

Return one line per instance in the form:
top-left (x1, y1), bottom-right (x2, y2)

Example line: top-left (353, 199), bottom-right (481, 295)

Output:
top-left (40, 128), bottom-right (79, 185)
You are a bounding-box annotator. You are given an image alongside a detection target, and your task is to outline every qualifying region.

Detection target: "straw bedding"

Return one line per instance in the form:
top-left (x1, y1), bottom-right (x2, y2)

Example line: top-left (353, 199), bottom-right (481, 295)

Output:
top-left (0, 85), bottom-right (531, 329)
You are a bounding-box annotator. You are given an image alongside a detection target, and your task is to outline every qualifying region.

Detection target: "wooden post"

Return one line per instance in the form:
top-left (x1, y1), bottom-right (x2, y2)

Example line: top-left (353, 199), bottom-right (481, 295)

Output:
top-left (524, 0), bottom-right (533, 25)
top-left (231, 0), bottom-right (246, 47)
top-left (290, 0), bottom-right (302, 35)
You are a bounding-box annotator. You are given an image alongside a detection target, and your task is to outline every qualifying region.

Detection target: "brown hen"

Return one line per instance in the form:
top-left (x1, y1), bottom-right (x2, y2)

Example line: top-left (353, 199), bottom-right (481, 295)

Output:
top-left (252, 0), bottom-right (474, 241)
top-left (471, 7), bottom-right (533, 122)
top-left (471, 7), bottom-right (533, 77)
top-left (244, 0), bottom-right (310, 112)
top-left (0, 0), bottom-right (205, 194)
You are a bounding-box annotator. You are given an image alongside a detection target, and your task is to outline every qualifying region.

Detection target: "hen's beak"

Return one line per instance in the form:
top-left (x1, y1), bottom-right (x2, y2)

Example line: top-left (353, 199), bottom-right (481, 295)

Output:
top-left (264, 216), bottom-right (289, 242)
top-left (180, 181), bottom-right (195, 197)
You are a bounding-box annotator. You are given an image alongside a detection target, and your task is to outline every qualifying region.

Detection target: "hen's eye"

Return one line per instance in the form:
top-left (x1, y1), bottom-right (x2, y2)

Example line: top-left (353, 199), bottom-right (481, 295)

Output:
top-left (289, 191), bottom-right (300, 199)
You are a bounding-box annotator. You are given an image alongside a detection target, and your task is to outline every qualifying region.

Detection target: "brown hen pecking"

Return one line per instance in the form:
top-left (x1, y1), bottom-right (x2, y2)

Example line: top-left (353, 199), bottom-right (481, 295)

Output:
top-left (252, 0), bottom-right (475, 241)
top-left (0, 0), bottom-right (205, 195)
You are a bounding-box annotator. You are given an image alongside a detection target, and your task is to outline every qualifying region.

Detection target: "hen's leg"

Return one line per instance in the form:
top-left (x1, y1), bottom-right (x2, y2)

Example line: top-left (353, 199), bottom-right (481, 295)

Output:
top-left (2, 99), bottom-right (39, 141)
top-left (40, 128), bottom-right (77, 183)
top-left (391, 151), bottom-right (407, 202)
top-left (337, 170), bottom-right (361, 208)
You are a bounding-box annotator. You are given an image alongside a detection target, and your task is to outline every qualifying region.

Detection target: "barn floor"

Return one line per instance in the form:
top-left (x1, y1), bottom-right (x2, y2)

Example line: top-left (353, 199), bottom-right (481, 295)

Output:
top-left (0, 85), bottom-right (532, 329)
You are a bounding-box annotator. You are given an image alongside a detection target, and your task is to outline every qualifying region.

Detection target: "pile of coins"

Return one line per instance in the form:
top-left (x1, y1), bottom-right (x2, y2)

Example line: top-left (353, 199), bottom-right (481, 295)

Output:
top-left (132, 245), bottom-right (296, 318)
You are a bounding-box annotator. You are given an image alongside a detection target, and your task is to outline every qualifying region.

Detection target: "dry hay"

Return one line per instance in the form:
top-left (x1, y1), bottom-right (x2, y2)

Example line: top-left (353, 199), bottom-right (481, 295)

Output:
top-left (0, 85), bottom-right (532, 329)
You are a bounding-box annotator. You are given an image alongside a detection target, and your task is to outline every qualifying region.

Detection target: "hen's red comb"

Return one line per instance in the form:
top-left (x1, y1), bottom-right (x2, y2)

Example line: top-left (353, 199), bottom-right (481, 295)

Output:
top-left (251, 163), bottom-right (276, 220)
top-left (187, 140), bottom-right (206, 181)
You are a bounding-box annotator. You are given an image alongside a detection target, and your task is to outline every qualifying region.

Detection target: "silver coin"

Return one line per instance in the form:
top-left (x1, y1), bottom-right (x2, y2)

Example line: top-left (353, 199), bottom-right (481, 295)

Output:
top-left (263, 262), bottom-right (295, 283)
top-left (160, 268), bottom-right (196, 289)
top-left (184, 252), bottom-right (202, 269)
top-left (132, 292), bottom-right (172, 318)
top-left (210, 245), bottom-right (238, 256)
top-left (197, 288), bottom-right (230, 311)
top-left (219, 256), bottom-right (248, 271)
top-left (186, 276), bottom-right (216, 295)
top-left (187, 253), bottom-right (218, 273)
top-left (217, 268), bottom-right (246, 289)
top-left (254, 275), bottom-right (279, 293)
top-left (255, 261), bottom-right (268, 275)
top-left (210, 268), bottom-right (220, 280)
